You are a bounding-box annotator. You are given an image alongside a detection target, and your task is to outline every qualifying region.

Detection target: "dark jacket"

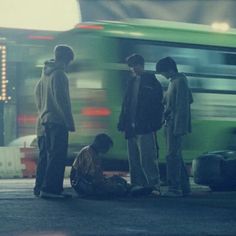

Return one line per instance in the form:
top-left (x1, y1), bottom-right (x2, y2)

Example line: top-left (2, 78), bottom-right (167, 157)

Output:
top-left (118, 72), bottom-right (164, 139)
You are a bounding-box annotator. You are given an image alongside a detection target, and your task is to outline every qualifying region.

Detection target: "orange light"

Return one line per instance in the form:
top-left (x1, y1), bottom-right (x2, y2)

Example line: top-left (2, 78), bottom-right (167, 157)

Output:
top-left (27, 35), bottom-right (54, 40)
top-left (17, 115), bottom-right (37, 124)
top-left (80, 107), bottom-right (111, 117)
top-left (75, 24), bottom-right (104, 30)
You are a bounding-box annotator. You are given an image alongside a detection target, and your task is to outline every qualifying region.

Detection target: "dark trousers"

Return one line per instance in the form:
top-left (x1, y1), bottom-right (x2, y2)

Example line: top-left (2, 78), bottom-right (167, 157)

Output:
top-left (70, 169), bottom-right (129, 198)
top-left (34, 135), bottom-right (47, 192)
top-left (165, 123), bottom-right (190, 194)
top-left (35, 123), bottom-right (68, 194)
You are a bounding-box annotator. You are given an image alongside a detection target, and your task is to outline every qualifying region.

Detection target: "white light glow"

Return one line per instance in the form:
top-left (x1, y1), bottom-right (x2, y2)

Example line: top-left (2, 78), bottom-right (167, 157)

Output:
top-left (0, 0), bottom-right (81, 31)
top-left (211, 22), bottom-right (230, 32)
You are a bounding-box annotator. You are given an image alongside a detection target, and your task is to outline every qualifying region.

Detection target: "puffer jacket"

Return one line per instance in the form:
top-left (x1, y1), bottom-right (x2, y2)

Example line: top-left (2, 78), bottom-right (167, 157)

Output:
top-left (118, 72), bottom-right (164, 139)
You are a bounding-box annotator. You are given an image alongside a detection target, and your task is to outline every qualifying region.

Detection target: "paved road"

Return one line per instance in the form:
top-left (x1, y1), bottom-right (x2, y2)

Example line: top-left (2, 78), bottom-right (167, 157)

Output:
top-left (0, 179), bottom-right (236, 236)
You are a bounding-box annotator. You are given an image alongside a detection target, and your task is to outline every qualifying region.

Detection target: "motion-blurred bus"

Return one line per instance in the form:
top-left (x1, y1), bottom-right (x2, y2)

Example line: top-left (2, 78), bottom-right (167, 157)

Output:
top-left (4, 20), bottom-right (236, 169)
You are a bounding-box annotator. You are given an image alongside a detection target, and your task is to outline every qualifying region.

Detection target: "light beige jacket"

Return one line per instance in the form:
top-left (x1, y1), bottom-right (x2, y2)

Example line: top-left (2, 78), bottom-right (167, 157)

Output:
top-left (164, 73), bottom-right (193, 136)
top-left (35, 60), bottom-right (75, 135)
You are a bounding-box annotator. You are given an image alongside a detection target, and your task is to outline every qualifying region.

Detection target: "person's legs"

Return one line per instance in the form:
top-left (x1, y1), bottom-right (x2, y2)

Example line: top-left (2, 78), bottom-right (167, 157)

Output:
top-left (180, 158), bottom-right (191, 195)
top-left (34, 135), bottom-right (47, 196)
top-left (127, 137), bottom-right (148, 186)
top-left (165, 124), bottom-right (182, 194)
top-left (41, 123), bottom-right (68, 194)
top-left (138, 133), bottom-right (160, 191)
top-left (73, 177), bottom-right (94, 197)
top-left (96, 176), bottom-right (129, 198)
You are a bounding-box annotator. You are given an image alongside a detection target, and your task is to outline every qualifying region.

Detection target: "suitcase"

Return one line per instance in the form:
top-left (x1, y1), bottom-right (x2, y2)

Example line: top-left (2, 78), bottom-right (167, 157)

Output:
top-left (192, 150), bottom-right (236, 191)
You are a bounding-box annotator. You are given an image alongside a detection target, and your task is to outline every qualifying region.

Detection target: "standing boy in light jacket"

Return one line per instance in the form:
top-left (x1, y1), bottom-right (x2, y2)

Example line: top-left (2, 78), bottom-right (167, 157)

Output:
top-left (156, 57), bottom-right (193, 197)
top-left (34, 45), bottom-right (75, 199)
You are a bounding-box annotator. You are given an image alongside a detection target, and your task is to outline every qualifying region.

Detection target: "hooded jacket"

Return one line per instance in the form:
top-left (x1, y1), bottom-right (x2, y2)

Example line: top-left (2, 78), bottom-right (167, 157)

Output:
top-left (164, 73), bottom-right (193, 136)
top-left (118, 72), bottom-right (164, 139)
top-left (35, 59), bottom-right (75, 135)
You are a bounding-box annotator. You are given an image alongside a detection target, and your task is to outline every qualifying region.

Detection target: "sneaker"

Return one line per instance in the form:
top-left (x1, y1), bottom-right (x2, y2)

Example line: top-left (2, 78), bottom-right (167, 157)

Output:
top-left (151, 189), bottom-right (161, 197)
top-left (40, 191), bottom-right (69, 199)
top-left (151, 185), bottom-right (161, 197)
top-left (162, 191), bottom-right (182, 197)
top-left (130, 185), bottom-right (153, 197)
top-left (33, 188), bottom-right (40, 197)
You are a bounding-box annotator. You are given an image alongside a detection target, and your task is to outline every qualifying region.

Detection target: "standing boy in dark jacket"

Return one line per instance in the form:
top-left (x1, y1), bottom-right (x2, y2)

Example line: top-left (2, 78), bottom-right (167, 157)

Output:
top-left (34, 45), bottom-right (75, 199)
top-left (118, 54), bottom-right (164, 195)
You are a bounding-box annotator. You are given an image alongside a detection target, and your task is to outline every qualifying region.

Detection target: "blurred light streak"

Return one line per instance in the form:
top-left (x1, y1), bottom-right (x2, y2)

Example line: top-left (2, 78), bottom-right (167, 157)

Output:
top-left (80, 107), bottom-right (111, 117)
top-left (211, 22), bottom-right (230, 32)
top-left (17, 115), bottom-right (37, 124)
top-left (27, 35), bottom-right (54, 41)
top-left (76, 24), bottom-right (104, 30)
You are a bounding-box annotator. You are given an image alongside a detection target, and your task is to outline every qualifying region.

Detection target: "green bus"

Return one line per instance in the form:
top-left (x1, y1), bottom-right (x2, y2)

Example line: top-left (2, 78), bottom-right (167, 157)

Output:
top-left (8, 19), bottom-right (236, 168)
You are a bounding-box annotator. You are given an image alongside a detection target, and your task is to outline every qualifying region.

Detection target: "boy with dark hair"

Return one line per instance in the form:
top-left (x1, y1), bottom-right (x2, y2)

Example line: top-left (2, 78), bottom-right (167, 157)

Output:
top-left (70, 133), bottom-right (129, 198)
top-left (118, 53), bottom-right (164, 196)
top-left (156, 57), bottom-right (193, 197)
top-left (126, 54), bottom-right (145, 68)
top-left (54, 44), bottom-right (74, 64)
top-left (155, 56), bottom-right (177, 74)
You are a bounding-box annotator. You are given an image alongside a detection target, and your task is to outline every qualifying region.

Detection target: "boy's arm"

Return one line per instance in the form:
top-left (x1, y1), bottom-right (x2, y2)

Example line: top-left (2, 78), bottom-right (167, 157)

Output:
top-left (90, 156), bottom-right (105, 184)
top-left (53, 71), bottom-right (75, 132)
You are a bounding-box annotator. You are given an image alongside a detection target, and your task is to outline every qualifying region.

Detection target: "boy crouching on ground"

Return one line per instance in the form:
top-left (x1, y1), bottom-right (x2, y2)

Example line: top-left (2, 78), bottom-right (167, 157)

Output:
top-left (70, 133), bottom-right (129, 198)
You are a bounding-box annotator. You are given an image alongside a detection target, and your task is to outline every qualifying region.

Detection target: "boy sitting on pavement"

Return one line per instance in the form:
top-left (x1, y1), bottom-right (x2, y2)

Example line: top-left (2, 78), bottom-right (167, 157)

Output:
top-left (70, 133), bottom-right (130, 198)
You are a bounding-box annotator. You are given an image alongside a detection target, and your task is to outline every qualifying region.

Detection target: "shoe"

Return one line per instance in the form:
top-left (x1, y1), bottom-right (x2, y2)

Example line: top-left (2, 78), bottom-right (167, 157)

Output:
top-left (151, 185), bottom-right (161, 197)
top-left (40, 191), bottom-right (70, 199)
top-left (130, 185), bottom-right (153, 197)
top-left (162, 191), bottom-right (182, 197)
top-left (33, 188), bottom-right (40, 197)
top-left (151, 189), bottom-right (161, 197)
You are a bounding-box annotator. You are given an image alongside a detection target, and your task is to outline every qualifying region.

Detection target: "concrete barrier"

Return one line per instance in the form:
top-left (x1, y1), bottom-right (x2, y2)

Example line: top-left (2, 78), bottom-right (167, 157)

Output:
top-left (0, 147), bottom-right (25, 178)
top-left (0, 147), bottom-right (71, 178)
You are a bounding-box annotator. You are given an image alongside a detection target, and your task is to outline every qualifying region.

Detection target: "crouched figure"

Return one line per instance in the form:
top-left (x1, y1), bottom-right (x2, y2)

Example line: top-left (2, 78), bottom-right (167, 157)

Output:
top-left (70, 134), bottom-right (129, 198)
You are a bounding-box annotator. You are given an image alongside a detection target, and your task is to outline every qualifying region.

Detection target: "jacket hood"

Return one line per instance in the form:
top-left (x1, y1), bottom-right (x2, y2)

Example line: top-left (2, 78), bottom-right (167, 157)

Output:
top-left (42, 59), bottom-right (65, 76)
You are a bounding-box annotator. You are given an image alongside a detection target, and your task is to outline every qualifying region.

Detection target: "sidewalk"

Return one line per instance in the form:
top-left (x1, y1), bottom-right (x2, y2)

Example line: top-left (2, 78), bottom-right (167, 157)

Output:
top-left (1, 178), bottom-right (236, 236)
top-left (0, 176), bottom-right (214, 199)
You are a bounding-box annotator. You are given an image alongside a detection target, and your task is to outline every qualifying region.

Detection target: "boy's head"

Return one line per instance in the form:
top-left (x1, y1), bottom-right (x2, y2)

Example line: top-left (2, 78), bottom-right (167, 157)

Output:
top-left (126, 54), bottom-right (144, 76)
top-left (92, 133), bottom-right (113, 154)
top-left (54, 44), bottom-right (74, 65)
top-left (156, 57), bottom-right (178, 79)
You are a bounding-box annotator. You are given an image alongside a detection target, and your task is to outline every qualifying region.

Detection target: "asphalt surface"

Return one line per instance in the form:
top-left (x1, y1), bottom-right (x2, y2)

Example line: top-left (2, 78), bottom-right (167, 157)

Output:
top-left (0, 179), bottom-right (236, 236)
